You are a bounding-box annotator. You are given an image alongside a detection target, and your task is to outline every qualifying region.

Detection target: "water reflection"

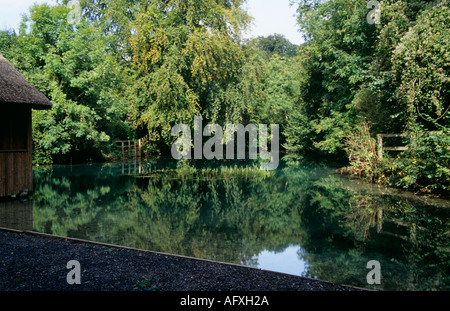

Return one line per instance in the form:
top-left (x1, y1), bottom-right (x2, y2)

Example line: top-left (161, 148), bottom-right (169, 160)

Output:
top-left (1, 158), bottom-right (448, 290)
top-left (0, 198), bottom-right (33, 231)
top-left (255, 245), bottom-right (307, 277)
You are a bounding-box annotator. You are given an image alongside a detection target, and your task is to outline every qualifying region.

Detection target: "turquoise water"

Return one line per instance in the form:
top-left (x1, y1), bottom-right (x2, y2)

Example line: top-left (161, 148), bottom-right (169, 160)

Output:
top-left (1, 157), bottom-right (448, 290)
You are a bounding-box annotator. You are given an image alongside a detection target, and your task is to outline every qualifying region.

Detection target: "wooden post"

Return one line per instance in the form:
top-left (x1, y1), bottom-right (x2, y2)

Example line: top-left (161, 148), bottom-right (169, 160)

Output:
top-left (377, 134), bottom-right (383, 159)
top-left (138, 139), bottom-right (142, 158)
top-left (377, 209), bottom-right (383, 233)
top-left (115, 135), bottom-right (149, 162)
top-left (377, 133), bottom-right (409, 159)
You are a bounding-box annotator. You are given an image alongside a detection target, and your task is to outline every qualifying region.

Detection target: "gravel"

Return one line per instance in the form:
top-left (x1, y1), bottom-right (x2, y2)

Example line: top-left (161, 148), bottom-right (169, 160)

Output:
top-left (0, 229), bottom-right (363, 292)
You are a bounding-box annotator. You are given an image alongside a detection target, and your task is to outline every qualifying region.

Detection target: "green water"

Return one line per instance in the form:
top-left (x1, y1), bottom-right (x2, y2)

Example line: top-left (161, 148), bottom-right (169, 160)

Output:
top-left (1, 158), bottom-right (449, 290)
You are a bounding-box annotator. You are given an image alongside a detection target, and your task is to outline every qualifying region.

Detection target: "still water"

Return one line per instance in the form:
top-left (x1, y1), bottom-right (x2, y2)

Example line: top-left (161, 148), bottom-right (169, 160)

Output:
top-left (1, 158), bottom-right (449, 290)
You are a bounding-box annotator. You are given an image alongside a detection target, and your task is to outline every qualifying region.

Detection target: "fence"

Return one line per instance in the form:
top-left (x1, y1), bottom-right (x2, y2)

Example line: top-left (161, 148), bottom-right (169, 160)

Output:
top-left (115, 134), bottom-right (151, 159)
top-left (377, 133), bottom-right (409, 159)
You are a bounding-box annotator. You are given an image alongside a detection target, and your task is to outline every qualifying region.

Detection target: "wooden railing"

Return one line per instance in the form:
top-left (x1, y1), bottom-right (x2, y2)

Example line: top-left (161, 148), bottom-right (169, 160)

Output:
top-left (115, 134), bottom-right (151, 159)
top-left (377, 133), bottom-right (409, 159)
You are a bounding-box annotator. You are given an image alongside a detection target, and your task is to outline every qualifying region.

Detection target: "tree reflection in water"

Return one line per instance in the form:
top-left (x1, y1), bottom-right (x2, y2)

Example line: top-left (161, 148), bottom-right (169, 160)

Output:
top-left (24, 158), bottom-right (450, 290)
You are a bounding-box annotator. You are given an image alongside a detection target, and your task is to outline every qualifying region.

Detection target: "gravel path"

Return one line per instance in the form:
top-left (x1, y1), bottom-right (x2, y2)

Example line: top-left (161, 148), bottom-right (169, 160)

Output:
top-left (0, 229), bottom-right (363, 292)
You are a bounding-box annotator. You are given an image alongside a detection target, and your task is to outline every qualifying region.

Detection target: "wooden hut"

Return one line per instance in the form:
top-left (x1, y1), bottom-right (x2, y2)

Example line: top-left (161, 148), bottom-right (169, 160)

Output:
top-left (0, 54), bottom-right (52, 197)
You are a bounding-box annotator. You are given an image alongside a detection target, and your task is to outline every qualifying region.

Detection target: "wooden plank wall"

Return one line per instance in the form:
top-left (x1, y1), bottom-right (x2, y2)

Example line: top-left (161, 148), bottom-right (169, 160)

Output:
top-left (0, 152), bottom-right (32, 197)
top-left (0, 108), bottom-right (33, 197)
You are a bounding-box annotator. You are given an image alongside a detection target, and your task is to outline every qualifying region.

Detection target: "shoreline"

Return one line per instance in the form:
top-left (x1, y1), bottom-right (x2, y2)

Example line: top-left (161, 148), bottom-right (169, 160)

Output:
top-left (34, 157), bottom-right (450, 200)
top-left (0, 228), bottom-right (365, 292)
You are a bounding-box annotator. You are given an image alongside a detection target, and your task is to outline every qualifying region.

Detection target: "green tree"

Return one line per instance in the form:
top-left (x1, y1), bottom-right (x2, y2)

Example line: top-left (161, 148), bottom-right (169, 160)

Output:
top-left (286, 0), bottom-right (377, 158)
top-left (391, 1), bottom-right (450, 130)
top-left (256, 54), bottom-right (300, 148)
top-left (114, 0), bottom-right (253, 152)
top-left (247, 34), bottom-right (298, 58)
top-left (364, 0), bottom-right (434, 134)
top-left (384, 1), bottom-right (450, 193)
top-left (2, 3), bottom-right (131, 164)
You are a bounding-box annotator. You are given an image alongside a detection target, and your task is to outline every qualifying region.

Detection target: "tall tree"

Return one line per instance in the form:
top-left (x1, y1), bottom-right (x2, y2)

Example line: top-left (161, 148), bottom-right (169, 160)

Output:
top-left (2, 3), bottom-right (129, 163)
top-left (286, 0), bottom-right (377, 157)
top-left (248, 34), bottom-right (298, 58)
top-left (115, 0), bottom-right (252, 152)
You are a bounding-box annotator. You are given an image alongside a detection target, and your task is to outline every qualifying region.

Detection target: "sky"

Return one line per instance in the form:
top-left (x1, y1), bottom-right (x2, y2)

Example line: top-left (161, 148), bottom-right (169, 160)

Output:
top-left (243, 0), bottom-right (303, 45)
top-left (0, 0), bottom-right (304, 45)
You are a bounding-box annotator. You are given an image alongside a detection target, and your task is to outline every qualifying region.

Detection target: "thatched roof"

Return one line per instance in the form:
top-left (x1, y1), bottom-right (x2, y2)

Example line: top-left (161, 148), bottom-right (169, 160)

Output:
top-left (0, 54), bottom-right (52, 109)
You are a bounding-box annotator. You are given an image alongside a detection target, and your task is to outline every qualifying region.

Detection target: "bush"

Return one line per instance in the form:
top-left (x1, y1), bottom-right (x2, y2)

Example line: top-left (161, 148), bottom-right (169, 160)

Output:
top-left (343, 122), bottom-right (382, 182)
top-left (385, 130), bottom-right (450, 194)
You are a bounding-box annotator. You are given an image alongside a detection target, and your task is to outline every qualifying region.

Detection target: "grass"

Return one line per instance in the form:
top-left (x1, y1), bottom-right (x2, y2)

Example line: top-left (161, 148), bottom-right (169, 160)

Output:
top-left (135, 163), bottom-right (274, 181)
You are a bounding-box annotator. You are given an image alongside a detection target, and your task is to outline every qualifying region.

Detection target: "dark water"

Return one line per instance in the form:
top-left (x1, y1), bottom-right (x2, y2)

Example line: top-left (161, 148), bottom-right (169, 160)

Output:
top-left (1, 157), bottom-right (449, 290)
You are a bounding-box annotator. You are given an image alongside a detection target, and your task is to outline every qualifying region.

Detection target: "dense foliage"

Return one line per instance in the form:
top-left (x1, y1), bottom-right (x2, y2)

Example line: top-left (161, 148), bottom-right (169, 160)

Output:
top-left (0, 0), bottom-right (448, 194)
top-left (286, 0), bottom-right (449, 194)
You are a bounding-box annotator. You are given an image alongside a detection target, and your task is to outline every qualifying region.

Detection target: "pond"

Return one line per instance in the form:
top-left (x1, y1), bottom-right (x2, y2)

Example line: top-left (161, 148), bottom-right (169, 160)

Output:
top-left (0, 157), bottom-right (449, 290)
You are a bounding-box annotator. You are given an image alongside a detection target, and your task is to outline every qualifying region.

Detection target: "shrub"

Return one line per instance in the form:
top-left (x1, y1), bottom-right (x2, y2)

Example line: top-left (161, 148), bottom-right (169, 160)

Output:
top-left (343, 122), bottom-right (382, 182)
top-left (386, 130), bottom-right (450, 194)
